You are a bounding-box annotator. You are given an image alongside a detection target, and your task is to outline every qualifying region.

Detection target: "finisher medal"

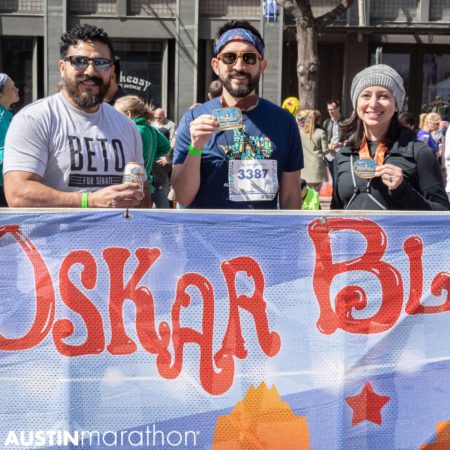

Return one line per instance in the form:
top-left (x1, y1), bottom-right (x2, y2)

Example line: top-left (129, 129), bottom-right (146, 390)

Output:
top-left (213, 107), bottom-right (243, 130)
top-left (353, 158), bottom-right (377, 179)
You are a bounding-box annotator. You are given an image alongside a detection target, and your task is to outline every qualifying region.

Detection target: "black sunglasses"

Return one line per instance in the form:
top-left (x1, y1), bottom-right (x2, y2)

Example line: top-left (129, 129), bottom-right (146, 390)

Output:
top-left (217, 51), bottom-right (260, 66)
top-left (64, 55), bottom-right (113, 72)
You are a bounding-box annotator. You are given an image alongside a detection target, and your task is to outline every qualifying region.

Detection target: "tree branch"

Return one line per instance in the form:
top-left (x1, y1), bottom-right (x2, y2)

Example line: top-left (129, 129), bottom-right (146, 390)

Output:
top-left (277, 0), bottom-right (314, 27)
top-left (315, 0), bottom-right (354, 29)
top-left (276, 0), bottom-right (300, 22)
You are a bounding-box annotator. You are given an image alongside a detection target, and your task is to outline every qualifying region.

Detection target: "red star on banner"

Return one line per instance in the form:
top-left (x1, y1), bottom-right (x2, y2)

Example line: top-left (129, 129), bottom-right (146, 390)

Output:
top-left (346, 382), bottom-right (390, 426)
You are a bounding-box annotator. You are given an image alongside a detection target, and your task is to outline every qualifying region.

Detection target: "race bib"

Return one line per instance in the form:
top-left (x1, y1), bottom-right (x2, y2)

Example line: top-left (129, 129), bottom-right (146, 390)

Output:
top-left (228, 159), bottom-right (278, 202)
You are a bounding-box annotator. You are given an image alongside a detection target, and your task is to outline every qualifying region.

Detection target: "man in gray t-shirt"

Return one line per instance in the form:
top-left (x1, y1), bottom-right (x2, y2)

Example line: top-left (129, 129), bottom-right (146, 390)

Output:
top-left (3, 24), bottom-right (149, 208)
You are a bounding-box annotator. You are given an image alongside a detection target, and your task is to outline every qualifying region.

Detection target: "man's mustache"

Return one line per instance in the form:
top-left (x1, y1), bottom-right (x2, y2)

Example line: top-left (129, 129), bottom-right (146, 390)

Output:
top-left (230, 71), bottom-right (250, 78)
top-left (77, 76), bottom-right (103, 85)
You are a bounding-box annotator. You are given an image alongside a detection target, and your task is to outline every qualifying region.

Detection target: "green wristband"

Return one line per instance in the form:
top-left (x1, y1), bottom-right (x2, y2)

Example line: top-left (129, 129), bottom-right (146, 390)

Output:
top-left (81, 192), bottom-right (88, 209)
top-left (188, 143), bottom-right (203, 155)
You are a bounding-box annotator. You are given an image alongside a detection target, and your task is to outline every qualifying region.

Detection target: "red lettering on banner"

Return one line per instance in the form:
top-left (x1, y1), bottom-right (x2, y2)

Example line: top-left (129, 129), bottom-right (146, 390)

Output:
top-left (156, 273), bottom-right (218, 389)
top-left (103, 247), bottom-right (168, 355)
top-left (4, 219), bottom-right (448, 393)
top-left (157, 257), bottom-right (281, 395)
top-left (0, 225), bottom-right (55, 350)
top-left (219, 256), bottom-right (281, 360)
top-left (404, 236), bottom-right (450, 314)
top-left (54, 250), bottom-right (104, 356)
top-left (308, 218), bottom-right (403, 334)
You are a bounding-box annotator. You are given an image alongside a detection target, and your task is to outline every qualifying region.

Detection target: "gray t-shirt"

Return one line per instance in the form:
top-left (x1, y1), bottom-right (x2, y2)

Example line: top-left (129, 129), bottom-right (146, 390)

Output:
top-left (4, 92), bottom-right (144, 192)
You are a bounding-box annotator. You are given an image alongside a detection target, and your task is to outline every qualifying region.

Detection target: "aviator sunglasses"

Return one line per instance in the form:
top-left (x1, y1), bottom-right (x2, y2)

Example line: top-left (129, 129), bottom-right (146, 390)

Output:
top-left (64, 55), bottom-right (114, 72)
top-left (217, 50), bottom-right (261, 66)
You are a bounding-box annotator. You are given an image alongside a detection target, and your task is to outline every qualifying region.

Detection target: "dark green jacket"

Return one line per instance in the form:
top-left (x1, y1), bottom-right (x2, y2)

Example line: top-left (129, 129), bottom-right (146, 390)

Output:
top-left (133, 117), bottom-right (170, 192)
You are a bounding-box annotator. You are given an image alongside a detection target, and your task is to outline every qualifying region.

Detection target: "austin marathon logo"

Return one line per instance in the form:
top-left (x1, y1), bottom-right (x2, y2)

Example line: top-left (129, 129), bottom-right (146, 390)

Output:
top-left (4, 425), bottom-right (200, 448)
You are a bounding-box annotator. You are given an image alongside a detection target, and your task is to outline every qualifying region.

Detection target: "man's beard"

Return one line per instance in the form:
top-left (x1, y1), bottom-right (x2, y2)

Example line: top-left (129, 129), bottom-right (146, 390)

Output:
top-left (63, 74), bottom-right (109, 109)
top-left (219, 70), bottom-right (260, 98)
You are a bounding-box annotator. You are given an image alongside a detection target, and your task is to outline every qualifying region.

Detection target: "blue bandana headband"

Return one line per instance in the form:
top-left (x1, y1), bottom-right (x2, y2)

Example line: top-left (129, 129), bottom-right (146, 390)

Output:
top-left (0, 73), bottom-right (8, 92)
top-left (213, 28), bottom-right (265, 58)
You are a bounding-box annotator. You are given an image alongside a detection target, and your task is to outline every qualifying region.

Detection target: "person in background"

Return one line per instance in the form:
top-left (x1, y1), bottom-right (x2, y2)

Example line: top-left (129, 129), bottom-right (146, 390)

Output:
top-left (300, 178), bottom-right (320, 210)
top-left (417, 112), bottom-right (442, 156)
top-left (172, 19), bottom-right (302, 209)
top-left (114, 95), bottom-right (170, 207)
top-left (0, 73), bottom-right (19, 206)
top-left (323, 99), bottom-right (344, 143)
top-left (4, 24), bottom-right (148, 208)
top-left (104, 56), bottom-right (127, 105)
top-left (296, 109), bottom-right (309, 130)
top-left (151, 107), bottom-right (176, 208)
top-left (322, 99), bottom-right (345, 176)
top-left (331, 64), bottom-right (449, 211)
top-left (299, 109), bottom-right (328, 193)
top-left (431, 95), bottom-right (449, 117)
top-left (208, 80), bottom-right (223, 100)
top-left (439, 115), bottom-right (449, 138)
top-left (445, 123), bottom-right (450, 201)
top-left (418, 112), bottom-right (427, 130)
top-left (398, 111), bottom-right (417, 133)
top-left (152, 107), bottom-right (176, 142)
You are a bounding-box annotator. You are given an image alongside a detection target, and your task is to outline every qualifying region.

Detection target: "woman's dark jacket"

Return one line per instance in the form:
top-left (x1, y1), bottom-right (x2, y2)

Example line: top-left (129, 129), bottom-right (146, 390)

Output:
top-left (331, 129), bottom-right (450, 210)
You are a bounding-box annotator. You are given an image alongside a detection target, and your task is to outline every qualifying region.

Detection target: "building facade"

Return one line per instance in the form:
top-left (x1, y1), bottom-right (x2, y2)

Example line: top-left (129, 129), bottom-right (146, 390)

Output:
top-left (0, 0), bottom-right (449, 121)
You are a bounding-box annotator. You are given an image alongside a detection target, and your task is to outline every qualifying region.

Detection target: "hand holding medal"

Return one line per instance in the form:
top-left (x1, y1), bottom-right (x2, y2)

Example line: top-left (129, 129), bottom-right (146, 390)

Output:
top-left (353, 136), bottom-right (403, 189)
top-left (189, 114), bottom-right (220, 152)
top-left (375, 163), bottom-right (404, 190)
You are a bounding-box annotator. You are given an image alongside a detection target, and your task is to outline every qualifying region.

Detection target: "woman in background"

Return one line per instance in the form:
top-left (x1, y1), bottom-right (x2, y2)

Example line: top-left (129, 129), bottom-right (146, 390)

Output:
top-left (331, 64), bottom-right (449, 211)
top-left (114, 95), bottom-right (170, 207)
top-left (299, 110), bottom-right (328, 193)
top-left (417, 112), bottom-right (441, 156)
top-left (0, 73), bottom-right (19, 206)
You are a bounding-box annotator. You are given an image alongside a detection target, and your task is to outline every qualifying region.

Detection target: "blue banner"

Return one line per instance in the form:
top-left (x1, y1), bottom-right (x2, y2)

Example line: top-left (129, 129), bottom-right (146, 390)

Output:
top-left (0, 210), bottom-right (449, 449)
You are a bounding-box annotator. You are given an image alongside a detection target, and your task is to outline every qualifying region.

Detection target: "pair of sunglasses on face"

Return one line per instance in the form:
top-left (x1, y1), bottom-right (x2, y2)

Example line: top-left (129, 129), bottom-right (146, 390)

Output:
top-left (217, 50), bottom-right (261, 66)
top-left (64, 55), bottom-right (113, 72)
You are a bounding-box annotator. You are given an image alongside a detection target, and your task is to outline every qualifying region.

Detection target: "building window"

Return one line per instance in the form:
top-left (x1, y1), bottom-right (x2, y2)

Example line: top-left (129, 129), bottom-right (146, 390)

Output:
top-left (422, 53), bottom-right (450, 113)
top-left (113, 40), bottom-right (163, 106)
top-left (430, 0), bottom-right (450, 21)
top-left (370, 0), bottom-right (417, 22)
top-left (0, 0), bottom-right (44, 13)
top-left (68, 0), bottom-right (117, 15)
top-left (199, 0), bottom-right (260, 18)
top-left (128, 0), bottom-right (176, 17)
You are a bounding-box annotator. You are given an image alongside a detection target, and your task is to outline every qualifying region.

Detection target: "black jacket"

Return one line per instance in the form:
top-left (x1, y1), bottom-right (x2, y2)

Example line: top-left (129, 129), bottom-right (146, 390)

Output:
top-left (331, 129), bottom-right (450, 210)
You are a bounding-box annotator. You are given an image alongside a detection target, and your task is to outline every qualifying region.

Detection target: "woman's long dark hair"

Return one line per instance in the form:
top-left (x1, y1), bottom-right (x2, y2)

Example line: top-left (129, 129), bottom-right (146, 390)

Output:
top-left (341, 111), bottom-right (408, 150)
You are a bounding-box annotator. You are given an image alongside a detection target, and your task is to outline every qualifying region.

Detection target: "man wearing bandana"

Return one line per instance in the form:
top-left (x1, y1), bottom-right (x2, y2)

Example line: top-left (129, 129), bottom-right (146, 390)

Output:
top-left (172, 20), bottom-right (303, 209)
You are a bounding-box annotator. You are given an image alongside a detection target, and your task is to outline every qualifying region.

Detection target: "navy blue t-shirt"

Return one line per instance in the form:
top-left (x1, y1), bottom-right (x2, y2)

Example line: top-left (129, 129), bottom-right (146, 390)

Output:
top-left (173, 97), bottom-right (303, 209)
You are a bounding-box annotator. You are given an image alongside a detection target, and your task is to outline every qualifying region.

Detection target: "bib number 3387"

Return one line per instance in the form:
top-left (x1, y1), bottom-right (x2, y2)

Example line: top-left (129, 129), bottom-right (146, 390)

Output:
top-left (228, 159), bottom-right (278, 202)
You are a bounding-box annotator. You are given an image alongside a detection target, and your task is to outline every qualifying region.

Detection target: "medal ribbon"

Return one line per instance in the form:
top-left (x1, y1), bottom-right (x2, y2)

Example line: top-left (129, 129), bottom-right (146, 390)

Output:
top-left (221, 94), bottom-right (259, 111)
top-left (358, 135), bottom-right (389, 166)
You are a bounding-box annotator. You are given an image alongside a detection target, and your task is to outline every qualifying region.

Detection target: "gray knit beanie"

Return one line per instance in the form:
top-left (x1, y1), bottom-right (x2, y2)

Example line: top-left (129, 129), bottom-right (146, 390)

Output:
top-left (350, 64), bottom-right (405, 110)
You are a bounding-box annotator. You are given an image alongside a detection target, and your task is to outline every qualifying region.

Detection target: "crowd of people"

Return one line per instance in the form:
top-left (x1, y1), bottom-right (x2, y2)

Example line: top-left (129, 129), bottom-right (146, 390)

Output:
top-left (1, 21), bottom-right (449, 212)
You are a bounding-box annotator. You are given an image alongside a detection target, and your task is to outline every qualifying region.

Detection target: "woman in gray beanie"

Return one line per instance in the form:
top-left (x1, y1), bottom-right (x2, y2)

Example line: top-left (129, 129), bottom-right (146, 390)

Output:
top-left (0, 73), bottom-right (19, 207)
top-left (331, 64), bottom-right (449, 210)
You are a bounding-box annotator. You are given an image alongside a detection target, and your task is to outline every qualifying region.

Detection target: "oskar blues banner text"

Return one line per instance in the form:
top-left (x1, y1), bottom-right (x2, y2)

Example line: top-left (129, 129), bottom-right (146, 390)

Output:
top-left (0, 210), bottom-right (449, 450)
